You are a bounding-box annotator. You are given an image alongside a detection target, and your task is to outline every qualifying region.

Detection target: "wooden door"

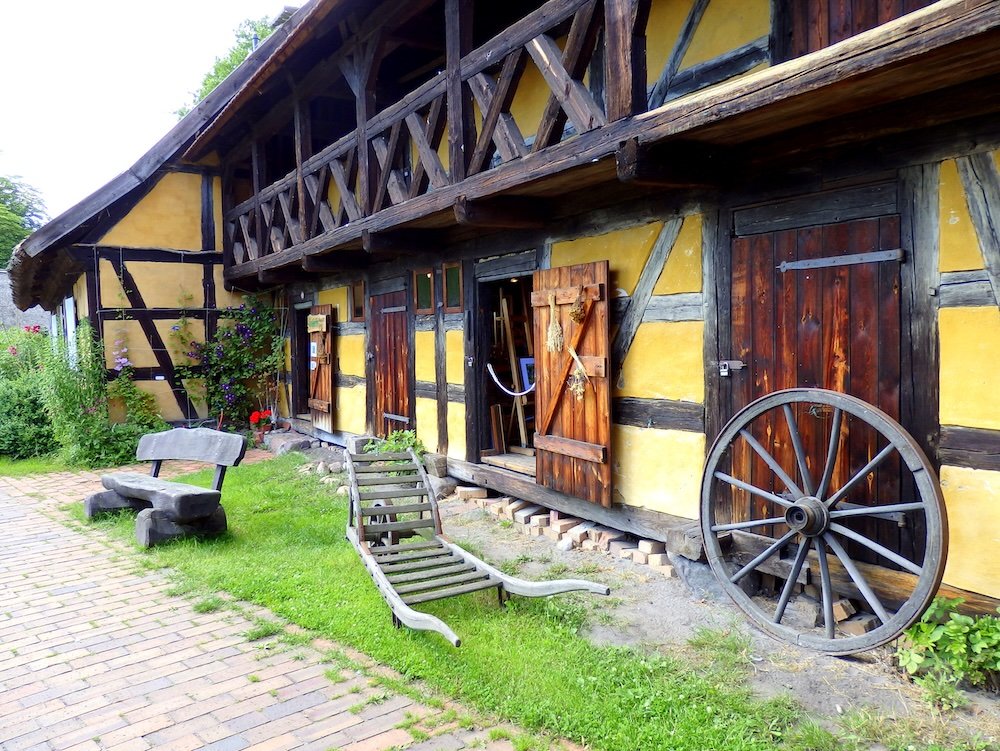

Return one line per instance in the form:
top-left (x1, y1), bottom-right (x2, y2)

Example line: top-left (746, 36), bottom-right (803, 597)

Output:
top-left (724, 215), bottom-right (913, 562)
top-left (370, 290), bottom-right (411, 437)
top-left (308, 304), bottom-right (335, 433)
top-left (532, 261), bottom-right (612, 507)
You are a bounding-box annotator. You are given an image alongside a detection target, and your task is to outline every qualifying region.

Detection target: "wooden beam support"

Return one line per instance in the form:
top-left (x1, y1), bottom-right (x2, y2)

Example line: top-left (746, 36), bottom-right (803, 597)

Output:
top-left (615, 137), bottom-right (732, 188)
top-left (955, 151), bottom-right (1000, 313)
top-left (604, 0), bottom-right (652, 120)
top-left (445, 0), bottom-right (474, 183)
top-left (339, 35), bottom-right (383, 216)
top-left (453, 195), bottom-right (549, 228)
top-left (301, 251), bottom-right (371, 273)
top-left (361, 229), bottom-right (437, 256)
top-left (258, 267), bottom-right (308, 285)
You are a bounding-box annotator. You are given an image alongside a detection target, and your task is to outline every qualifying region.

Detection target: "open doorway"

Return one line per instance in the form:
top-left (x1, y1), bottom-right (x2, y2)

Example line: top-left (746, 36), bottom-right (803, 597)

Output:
top-left (477, 276), bottom-right (536, 477)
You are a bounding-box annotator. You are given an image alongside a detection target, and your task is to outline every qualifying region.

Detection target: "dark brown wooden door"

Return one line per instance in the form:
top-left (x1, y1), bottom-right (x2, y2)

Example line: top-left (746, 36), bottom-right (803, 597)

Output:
top-left (308, 304), bottom-right (335, 434)
top-left (725, 215), bottom-right (911, 562)
top-left (532, 261), bottom-right (612, 507)
top-left (370, 290), bottom-right (411, 437)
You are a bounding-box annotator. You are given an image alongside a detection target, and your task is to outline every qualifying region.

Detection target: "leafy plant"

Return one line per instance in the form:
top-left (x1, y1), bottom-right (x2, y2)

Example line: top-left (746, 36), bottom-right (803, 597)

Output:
top-left (0, 378), bottom-right (57, 458)
top-left (364, 430), bottom-right (426, 457)
top-left (897, 596), bottom-right (1000, 704)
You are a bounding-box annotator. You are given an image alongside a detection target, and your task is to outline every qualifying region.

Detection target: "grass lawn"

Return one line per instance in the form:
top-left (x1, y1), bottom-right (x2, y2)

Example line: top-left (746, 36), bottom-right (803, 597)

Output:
top-left (73, 454), bottom-right (993, 751)
top-left (0, 454), bottom-right (73, 477)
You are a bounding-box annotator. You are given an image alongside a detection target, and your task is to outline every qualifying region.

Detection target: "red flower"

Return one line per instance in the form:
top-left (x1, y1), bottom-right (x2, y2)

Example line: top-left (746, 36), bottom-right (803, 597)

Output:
top-left (262, 409), bottom-right (272, 419)
top-left (250, 410), bottom-right (261, 425)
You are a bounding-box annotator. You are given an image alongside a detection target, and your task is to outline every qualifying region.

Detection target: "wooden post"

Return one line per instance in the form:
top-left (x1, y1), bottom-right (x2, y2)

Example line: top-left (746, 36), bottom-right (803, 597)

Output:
top-left (340, 36), bottom-right (382, 216)
top-left (293, 95), bottom-right (312, 239)
top-left (604, 0), bottom-right (651, 121)
top-left (250, 140), bottom-right (265, 256)
top-left (445, 0), bottom-right (474, 183)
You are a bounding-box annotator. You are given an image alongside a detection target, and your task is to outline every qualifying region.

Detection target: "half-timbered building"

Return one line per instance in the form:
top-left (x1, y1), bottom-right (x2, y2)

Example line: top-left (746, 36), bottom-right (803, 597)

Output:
top-left (12, 0), bottom-right (1000, 631)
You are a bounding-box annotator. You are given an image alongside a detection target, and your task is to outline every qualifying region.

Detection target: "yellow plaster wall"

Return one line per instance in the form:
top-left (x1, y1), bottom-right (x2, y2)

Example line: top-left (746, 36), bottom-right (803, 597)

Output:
top-left (445, 329), bottom-right (464, 385)
top-left (617, 321), bottom-right (704, 403)
top-left (133, 262), bottom-right (206, 309)
top-left (415, 397), bottom-right (439, 454)
top-left (338, 334), bottom-right (366, 378)
top-left (612, 425), bottom-right (705, 518)
top-left (100, 172), bottom-right (204, 251)
top-left (99, 260), bottom-right (129, 308)
top-left (447, 402), bottom-right (466, 460)
top-left (940, 465), bottom-right (1000, 598)
top-left (214, 267), bottom-right (245, 309)
top-left (72, 274), bottom-right (89, 320)
top-left (508, 54), bottom-right (553, 141)
top-left (939, 307), bottom-right (1000, 431)
top-left (317, 286), bottom-right (350, 323)
top-left (939, 159), bottom-right (985, 273)
top-left (213, 177), bottom-right (224, 250)
top-left (335, 385), bottom-right (367, 434)
top-left (415, 330), bottom-right (436, 383)
top-left (551, 222), bottom-right (662, 297)
top-left (681, 0), bottom-right (770, 69)
top-left (103, 319), bottom-right (203, 369)
top-left (645, 1), bottom-right (689, 90)
top-left (653, 214), bottom-right (703, 294)
top-left (135, 381), bottom-right (186, 422)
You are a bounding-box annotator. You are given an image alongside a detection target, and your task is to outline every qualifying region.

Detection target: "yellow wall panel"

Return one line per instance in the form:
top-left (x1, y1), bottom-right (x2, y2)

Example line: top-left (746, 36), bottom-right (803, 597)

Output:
top-left (317, 285), bottom-right (349, 322)
top-left (213, 176), bottom-right (224, 251)
top-left (415, 397), bottom-right (439, 454)
top-left (939, 159), bottom-right (985, 273)
top-left (72, 274), bottom-right (89, 320)
top-left (653, 214), bottom-right (703, 294)
top-left (940, 307), bottom-right (1000, 430)
top-left (130, 262), bottom-right (205, 309)
top-left (551, 222), bottom-right (662, 297)
top-left (415, 330), bottom-right (436, 383)
top-left (338, 334), bottom-right (366, 378)
top-left (445, 329), bottom-right (464, 385)
top-left (100, 172), bottom-right (204, 251)
top-left (508, 53), bottom-right (553, 140)
top-left (612, 425), bottom-right (705, 518)
top-left (940, 465), bottom-right (1000, 598)
top-left (645, 0), bottom-right (690, 91)
top-left (135, 380), bottom-right (185, 422)
top-left (447, 402), bottom-right (466, 460)
top-left (103, 320), bottom-right (157, 368)
top-left (335, 385), bottom-right (367, 434)
top-left (681, 0), bottom-right (770, 69)
top-left (214, 267), bottom-right (245, 309)
top-left (99, 260), bottom-right (129, 308)
top-left (617, 321), bottom-right (704, 403)
top-left (159, 318), bottom-right (205, 366)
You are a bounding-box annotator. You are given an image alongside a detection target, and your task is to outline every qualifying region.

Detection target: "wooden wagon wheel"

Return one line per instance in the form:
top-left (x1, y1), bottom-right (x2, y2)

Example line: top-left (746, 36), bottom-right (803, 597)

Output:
top-left (700, 388), bottom-right (948, 655)
top-left (366, 499), bottom-right (398, 548)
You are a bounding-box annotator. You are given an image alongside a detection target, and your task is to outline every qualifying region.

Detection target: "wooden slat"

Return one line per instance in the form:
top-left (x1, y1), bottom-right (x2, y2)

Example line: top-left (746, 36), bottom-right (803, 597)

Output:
top-left (384, 561), bottom-right (477, 584)
top-left (357, 475), bottom-right (421, 486)
top-left (379, 551), bottom-right (464, 574)
top-left (350, 451), bottom-right (414, 461)
top-left (405, 108), bottom-right (450, 189)
top-left (371, 546), bottom-right (448, 564)
top-left (533, 434), bottom-right (606, 463)
top-left (401, 577), bottom-right (499, 605)
top-left (372, 539), bottom-right (441, 554)
top-left (529, 283), bottom-right (604, 306)
top-left (364, 518), bottom-right (436, 535)
top-left (358, 484), bottom-right (428, 499)
top-left (353, 463), bottom-right (419, 474)
top-left (359, 502), bottom-right (433, 517)
top-left (393, 570), bottom-right (491, 595)
top-left (525, 33), bottom-right (606, 134)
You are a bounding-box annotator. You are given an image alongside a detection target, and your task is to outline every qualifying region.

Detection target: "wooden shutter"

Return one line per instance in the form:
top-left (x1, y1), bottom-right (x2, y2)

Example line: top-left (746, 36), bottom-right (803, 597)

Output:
top-left (308, 304), bottom-right (335, 433)
top-left (532, 261), bottom-right (612, 507)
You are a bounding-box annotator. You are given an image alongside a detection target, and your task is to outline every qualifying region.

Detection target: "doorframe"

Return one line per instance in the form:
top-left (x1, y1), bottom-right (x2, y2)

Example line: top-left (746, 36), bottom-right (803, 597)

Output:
top-left (291, 296), bottom-right (316, 418)
top-left (705, 173), bottom-right (941, 464)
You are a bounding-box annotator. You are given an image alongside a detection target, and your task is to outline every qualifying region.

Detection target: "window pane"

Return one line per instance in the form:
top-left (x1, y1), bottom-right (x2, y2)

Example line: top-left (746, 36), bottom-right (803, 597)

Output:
top-left (352, 281), bottom-right (364, 320)
top-left (445, 265), bottom-right (462, 309)
top-left (415, 271), bottom-right (433, 311)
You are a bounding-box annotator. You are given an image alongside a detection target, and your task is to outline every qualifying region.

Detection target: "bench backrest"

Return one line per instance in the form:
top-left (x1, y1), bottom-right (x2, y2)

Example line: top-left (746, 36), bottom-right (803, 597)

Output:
top-left (137, 428), bottom-right (247, 491)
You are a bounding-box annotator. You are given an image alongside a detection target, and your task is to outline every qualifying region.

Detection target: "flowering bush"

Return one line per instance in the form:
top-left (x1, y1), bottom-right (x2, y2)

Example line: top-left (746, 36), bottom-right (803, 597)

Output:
top-left (250, 409), bottom-right (273, 428)
top-left (173, 295), bottom-right (283, 425)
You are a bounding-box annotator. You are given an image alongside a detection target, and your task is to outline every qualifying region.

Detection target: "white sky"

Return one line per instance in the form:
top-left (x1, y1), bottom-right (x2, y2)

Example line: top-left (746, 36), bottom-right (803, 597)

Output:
top-left (0, 0), bottom-right (284, 219)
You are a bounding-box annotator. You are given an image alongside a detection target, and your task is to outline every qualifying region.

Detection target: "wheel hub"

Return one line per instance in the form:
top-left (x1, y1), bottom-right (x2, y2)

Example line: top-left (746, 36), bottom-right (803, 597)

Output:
top-left (784, 497), bottom-right (829, 536)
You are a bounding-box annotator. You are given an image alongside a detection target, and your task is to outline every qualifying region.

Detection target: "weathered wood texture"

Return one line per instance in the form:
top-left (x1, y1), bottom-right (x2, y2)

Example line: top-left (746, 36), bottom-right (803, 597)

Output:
top-left (939, 425), bottom-right (1000, 472)
top-left (370, 290), bottom-right (411, 436)
top-left (955, 152), bottom-right (1000, 313)
top-left (308, 304), bottom-right (335, 433)
top-left (532, 261), bottom-right (612, 507)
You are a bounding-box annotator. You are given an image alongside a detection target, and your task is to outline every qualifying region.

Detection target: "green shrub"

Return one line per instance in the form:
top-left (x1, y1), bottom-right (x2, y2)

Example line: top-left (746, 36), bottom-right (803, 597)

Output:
top-left (897, 596), bottom-right (1000, 705)
top-left (364, 429), bottom-right (425, 456)
top-left (0, 378), bottom-right (57, 458)
top-left (0, 325), bottom-right (49, 381)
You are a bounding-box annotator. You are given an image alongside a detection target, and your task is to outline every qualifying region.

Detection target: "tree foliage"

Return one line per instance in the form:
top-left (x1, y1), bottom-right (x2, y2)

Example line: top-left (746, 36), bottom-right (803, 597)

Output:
top-left (176, 18), bottom-right (275, 118)
top-left (0, 175), bottom-right (47, 267)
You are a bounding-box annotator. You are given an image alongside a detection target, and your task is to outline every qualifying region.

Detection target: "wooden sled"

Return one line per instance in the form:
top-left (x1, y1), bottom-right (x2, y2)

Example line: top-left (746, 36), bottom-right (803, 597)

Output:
top-left (345, 449), bottom-right (610, 646)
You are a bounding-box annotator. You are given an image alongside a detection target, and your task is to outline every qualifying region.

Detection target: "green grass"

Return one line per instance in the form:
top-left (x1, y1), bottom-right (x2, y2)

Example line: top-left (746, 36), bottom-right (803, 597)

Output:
top-left (73, 455), bottom-right (993, 751)
top-left (0, 454), bottom-right (73, 477)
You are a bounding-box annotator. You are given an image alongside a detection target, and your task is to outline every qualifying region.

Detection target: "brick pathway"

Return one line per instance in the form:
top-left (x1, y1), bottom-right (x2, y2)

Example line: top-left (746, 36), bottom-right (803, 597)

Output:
top-left (0, 460), bottom-right (526, 751)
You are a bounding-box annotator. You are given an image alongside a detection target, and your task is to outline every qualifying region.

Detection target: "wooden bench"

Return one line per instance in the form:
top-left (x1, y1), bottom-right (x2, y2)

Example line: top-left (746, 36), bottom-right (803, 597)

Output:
top-left (83, 428), bottom-right (247, 548)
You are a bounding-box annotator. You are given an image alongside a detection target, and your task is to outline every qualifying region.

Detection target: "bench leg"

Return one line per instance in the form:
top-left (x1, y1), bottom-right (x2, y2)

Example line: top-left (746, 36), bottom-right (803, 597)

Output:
top-left (84, 490), bottom-right (132, 519)
top-left (135, 506), bottom-right (228, 548)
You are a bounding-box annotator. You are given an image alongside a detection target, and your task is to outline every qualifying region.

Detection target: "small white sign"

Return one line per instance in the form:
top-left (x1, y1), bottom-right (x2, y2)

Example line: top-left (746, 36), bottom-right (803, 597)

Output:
top-left (310, 361), bottom-right (317, 371)
top-left (310, 342), bottom-right (318, 357)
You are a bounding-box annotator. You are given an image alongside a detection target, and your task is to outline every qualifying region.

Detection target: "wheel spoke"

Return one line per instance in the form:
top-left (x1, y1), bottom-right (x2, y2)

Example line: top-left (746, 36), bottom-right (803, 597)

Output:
top-left (824, 532), bottom-right (891, 624)
top-left (713, 471), bottom-right (794, 508)
top-left (712, 516), bottom-right (787, 533)
top-left (814, 537), bottom-right (835, 639)
top-left (825, 443), bottom-right (896, 509)
top-left (773, 539), bottom-right (810, 625)
top-left (729, 530), bottom-right (798, 584)
top-left (829, 523), bottom-right (923, 576)
top-left (739, 429), bottom-right (804, 498)
top-left (783, 404), bottom-right (815, 496)
top-left (816, 407), bottom-right (843, 501)
top-left (829, 502), bottom-right (925, 519)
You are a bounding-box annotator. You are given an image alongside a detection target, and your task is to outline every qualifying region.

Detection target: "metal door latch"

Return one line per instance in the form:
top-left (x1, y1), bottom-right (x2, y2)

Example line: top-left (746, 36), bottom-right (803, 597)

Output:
top-left (719, 360), bottom-right (746, 377)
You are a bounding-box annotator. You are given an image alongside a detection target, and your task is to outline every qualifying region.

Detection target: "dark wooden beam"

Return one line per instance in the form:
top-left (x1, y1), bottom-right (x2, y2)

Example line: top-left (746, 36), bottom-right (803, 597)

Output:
top-left (604, 0), bottom-right (652, 120)
top-left (940, 424), bottom-right (1000, 472)
top-left (258, 267), bottom-right (308, 285)
top-left (361, 228), bottom-right (438, 255)
top-left (453, 195), bottom-right (549, 228)
top-left (445, 0), bottom-right (474, 183)
top-left (615, 137), bottom-right (732, 188)
top-left (339, 35), bottom-right (383, 216)
top-left (301, 251), bottom-right (371, 272)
